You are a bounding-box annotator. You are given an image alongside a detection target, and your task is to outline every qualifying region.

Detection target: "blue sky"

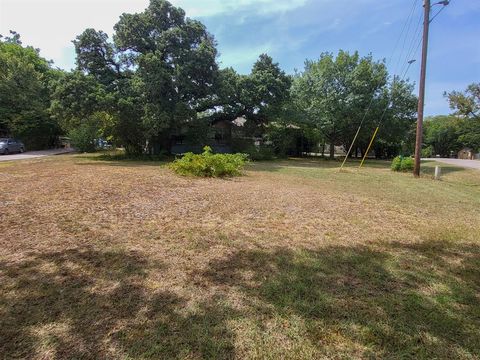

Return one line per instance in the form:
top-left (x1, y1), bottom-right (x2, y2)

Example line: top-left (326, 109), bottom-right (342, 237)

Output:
top-left (1, 0), bottom-right (479, 115)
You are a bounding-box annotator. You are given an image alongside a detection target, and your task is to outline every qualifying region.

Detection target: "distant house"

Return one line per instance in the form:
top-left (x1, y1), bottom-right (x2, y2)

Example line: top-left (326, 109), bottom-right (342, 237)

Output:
top-left (457, 148), bottom-right (480, 160)
top-left (169, 116), bottom-right (316, 156)
top-left (170, 117), bottom-right (249, 155)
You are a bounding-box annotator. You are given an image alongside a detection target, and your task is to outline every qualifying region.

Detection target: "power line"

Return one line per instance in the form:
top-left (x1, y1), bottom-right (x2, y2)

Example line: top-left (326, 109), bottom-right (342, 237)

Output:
top-left (393, 0), bottom-right (420, 76)
top-left (360, 0), bottom-right (450, 169)
top-left (399, 0), bottom-right (450, 81)
top-left (429, 3), bottom-right (448, 23)
top-left (398, 11), bottom-right (423, 78)
top-left (340, 0), bottom-right (421, 170)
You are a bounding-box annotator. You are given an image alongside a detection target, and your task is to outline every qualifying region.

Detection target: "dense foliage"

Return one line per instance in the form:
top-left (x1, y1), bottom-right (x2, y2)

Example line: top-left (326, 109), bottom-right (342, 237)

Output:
top-left (391, 156), bottom-right (414, 172)
top-left (170, 146), bottom-right (248, 177)
top-left (68, 122), bottom-right (98, 153)
top-left (446, 83), bottom-right (479, 120)
top-left (424, 112), bottom-right (480, 157)
top-left (0, 32), bottom-right (62, 149)
top-left (11, 0), bottom-right (477, 160)
top-left (292, 52), bottom-right (417, 159)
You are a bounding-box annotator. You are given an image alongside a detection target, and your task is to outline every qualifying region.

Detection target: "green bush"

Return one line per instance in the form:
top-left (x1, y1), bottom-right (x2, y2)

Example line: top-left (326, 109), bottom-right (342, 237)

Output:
top-left (170, 146), bottom-right (248, 177)
top-left (68, 123), bottom-right (98, 152)
top-left (244, 145), bottom-right (275, 161)
top-left (391, 155), bottom-right (414, 172)
top-left (421, 145), bottom-right (434, 158)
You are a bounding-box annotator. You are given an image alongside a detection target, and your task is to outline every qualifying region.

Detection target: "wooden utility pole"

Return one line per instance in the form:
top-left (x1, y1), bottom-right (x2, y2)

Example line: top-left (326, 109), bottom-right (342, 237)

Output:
top-left (413, 0), bottom-right (431, 176)
top-left (413, 0), bottom-right (431, 177)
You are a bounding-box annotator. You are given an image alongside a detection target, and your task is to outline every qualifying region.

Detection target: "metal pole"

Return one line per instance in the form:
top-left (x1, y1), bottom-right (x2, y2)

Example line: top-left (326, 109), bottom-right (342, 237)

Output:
top-left (413, 0), bottom-right (431, 177)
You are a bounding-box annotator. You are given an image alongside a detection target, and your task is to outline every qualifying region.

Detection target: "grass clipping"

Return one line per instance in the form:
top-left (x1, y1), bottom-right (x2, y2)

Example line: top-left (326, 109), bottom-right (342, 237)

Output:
top-left (170, 146), bottom-right (248, 177)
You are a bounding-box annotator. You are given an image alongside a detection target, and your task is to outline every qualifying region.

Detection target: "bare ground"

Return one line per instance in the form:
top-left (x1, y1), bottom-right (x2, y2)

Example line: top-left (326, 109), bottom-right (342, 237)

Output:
top-left (1, 155), bottom-right (479, 359)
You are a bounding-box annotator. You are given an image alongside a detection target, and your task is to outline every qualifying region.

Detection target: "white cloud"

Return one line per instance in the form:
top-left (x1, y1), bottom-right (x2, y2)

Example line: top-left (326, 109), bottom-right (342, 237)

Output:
top-left (218, 42), bottom-right (275, 71)
top-left (0, 0), bottom-right (306, 69)
top-left (0, 0), bottom-right (149, 69)
top-left (169, 0), bottom-right (307, 17)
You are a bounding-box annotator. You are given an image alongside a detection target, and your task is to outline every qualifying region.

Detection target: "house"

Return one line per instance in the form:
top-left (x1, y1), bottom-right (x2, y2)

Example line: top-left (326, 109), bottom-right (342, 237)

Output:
top-left (170, 117), bottom-right (248, 155)
top-left (457, 148), bottom-right (479, 160)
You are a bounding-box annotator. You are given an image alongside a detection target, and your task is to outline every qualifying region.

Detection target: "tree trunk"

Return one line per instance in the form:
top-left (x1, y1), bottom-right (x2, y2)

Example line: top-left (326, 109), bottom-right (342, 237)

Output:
top-left (329, 142), bottom-right (335, 160)
top-left (321, 143), bottom-right (325, 157)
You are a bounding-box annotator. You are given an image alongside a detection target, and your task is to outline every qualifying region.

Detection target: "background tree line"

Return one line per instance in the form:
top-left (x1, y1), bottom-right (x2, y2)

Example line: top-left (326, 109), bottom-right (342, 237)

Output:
top-left (2, 0), bottom-right (474, 158)
top-left (423, 83), bottom-right (480, 157)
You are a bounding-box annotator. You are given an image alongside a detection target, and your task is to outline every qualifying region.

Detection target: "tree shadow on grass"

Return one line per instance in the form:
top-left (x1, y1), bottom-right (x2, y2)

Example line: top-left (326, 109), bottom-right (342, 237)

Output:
top-left (2, 241), bottom-right (478, 358)
top-left (0, 247), bottom-right (236, 359)
top-left (201, 240), bottom-right (480, 358)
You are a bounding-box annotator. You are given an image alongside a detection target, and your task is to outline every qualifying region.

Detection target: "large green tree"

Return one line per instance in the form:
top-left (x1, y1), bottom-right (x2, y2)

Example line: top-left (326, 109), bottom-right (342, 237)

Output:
top-left (73, 28), bottom-right (121, 86)
top-left (446, 83), bottom-right (480, 120)
top-left (200, 54), bottom-right (291, 137)
top-left (0, 32), bottom-right (62, 149)
top-left (67, 0), bottom-right (219, 153)
top-left (114, 0), bottom-right (218, 152)
top-left (445, 83), bottom-right (480, 152)
top-left (50, 71), bottom-right (113, 130)
top-left (372, 77), bottom-right (417, 158)
top-left (423, 115), bottom-right (462, 157)
top-left (291, 51), bottom-right (412, 159)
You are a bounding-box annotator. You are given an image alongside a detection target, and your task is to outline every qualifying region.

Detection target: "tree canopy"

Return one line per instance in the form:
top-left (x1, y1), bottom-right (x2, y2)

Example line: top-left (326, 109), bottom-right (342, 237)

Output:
top-left (0, 32), bottom-right (61, 149)
top-left (2, 0), bottom-right (423, 158)
top-left (292, 51), bottom-right (416, 158)
top-left (446, 83), bottom-right (480, 120)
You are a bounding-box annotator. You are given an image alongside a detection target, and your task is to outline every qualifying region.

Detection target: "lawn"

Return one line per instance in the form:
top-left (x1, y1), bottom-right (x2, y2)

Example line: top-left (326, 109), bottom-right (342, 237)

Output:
top-left (1, 154), bottom-right (479, 359)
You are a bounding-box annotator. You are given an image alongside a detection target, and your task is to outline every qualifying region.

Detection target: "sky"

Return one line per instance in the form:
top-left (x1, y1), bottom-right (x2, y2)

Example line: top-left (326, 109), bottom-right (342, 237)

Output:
top-left (1, 0), bottom-right (479, 116)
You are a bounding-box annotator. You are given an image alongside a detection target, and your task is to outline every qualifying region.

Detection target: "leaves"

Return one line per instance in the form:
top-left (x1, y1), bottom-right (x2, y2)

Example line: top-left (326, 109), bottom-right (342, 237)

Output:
top-left (292, 51), bottom-right (417, 158)
top-left (0, 35), bottom-right (61, 149)
top-left (446, 83), bottom-right (480, 120)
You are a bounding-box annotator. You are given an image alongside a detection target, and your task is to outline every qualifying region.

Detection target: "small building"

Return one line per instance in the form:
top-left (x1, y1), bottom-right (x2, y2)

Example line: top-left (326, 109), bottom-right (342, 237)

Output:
top-left (457, 148), bottom-right (479, 160)
top-left (170, 118), bottom-right (240, 155)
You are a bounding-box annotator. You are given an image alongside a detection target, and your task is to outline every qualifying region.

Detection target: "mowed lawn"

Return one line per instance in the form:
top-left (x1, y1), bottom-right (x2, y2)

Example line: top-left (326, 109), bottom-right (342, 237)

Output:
top-left (1, 154), bottom-right (479, 359)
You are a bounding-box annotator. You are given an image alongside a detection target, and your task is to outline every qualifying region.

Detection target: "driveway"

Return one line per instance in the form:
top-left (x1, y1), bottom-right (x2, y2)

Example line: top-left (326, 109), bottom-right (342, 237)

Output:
top-left (0, 148), bottom-right (74, 162)
top-left (426, 158), bottom-right (480, 170)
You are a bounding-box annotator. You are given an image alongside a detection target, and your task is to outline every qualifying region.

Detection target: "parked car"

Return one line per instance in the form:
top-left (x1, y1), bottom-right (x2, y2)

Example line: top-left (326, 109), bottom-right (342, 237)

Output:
top-left (95, 138), bottom-right (113, 150)
top-left (0, 138), bottom-right (25, 155)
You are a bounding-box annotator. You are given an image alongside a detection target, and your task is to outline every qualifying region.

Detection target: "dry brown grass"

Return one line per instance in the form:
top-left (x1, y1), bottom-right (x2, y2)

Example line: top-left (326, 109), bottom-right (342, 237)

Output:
top-left (1, 154), bottom-right (479, 359)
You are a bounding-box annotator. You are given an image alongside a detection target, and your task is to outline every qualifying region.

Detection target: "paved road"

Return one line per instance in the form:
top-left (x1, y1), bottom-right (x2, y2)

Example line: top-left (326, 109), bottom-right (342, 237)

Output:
top-left (0, 148), bottom-right (74, 162)
top-left (426, 158), bottom-right (480, 170)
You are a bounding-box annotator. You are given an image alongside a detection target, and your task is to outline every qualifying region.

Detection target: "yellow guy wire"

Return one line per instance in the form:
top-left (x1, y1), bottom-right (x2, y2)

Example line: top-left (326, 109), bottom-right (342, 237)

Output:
top-left (359, 126), bottom-right (379, 168)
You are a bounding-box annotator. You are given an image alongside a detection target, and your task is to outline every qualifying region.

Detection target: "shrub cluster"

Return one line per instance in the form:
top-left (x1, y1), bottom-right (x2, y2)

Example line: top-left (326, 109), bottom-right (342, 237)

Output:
top-left (68, 123), bottom-right (98, 152)
top-left (170, 146), bottom-right (248, 177)
top-left (244, 145), bottom-right (276, 161)
top-left (391, 156), bottom-right (414, 172)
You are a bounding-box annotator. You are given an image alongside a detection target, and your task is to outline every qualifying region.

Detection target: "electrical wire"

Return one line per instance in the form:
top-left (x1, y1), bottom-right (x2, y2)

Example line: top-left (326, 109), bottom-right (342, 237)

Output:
top-left (392, 0), bottom-right (420, 76)
top-left (429, 3), bottom-right (448, 23)
top-left (397, 11), bottom-right (424, 79)
top-left (340, 0), bottom-right (421, 170)
top-left (360, 0), bottom-right (450, 167)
